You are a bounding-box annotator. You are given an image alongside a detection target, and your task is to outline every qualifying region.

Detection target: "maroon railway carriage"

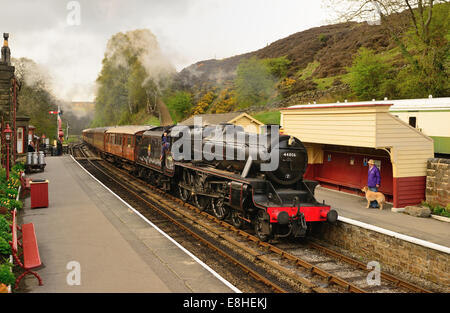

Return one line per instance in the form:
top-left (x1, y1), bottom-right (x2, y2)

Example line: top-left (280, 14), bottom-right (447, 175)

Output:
top-left (103, 126), bottom-right (151, 163)
top-left (82, 127), bottom-right (109, 152)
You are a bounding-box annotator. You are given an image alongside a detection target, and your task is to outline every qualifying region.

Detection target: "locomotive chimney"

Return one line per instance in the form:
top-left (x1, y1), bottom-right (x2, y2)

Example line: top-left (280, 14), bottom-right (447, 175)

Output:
top-left (1, 33), bottom-right (11, 65)
top-left (261, 124), bottom-right (281, 135)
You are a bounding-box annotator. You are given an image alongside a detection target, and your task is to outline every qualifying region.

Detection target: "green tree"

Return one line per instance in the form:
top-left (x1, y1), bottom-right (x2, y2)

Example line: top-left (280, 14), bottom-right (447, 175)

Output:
top-left (327, 0), bottom-right (449, 98)
top-left (92, 29), bottom-right (174, 127)
top-left (262, 56), bottom-right (292, 78)
top-left (14, 58), bottom-right (58, 140)
top-left (165, 91), bottom-right (193, 122)
top-left (396, 2), bottom-right (449, 97)
top-left (349, 48), bottom-right (393, 100)
top-left (235, 57), bottom-right (276, 108)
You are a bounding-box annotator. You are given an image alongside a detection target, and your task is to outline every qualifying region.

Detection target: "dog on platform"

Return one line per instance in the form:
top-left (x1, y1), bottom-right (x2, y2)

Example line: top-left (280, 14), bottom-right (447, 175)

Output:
top-left (361, 186), bottom-right (385, 210)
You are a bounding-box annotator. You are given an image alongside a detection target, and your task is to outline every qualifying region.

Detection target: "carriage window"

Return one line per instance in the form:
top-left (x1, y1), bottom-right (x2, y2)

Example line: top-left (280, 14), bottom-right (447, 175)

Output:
top-left (409, 116), bottom-right (416, 128)
top-left (127, 137), bottom-right (131, 146)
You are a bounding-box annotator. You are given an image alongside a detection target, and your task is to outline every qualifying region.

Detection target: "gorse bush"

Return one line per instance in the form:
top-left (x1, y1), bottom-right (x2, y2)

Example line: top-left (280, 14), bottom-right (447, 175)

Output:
top-left (0, 198), bottom-right (22, 210)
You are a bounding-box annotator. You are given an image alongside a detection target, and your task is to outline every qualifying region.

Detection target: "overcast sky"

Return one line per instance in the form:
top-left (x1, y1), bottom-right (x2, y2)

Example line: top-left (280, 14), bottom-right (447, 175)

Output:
top-left (1, 0), bottom-right (332, 101)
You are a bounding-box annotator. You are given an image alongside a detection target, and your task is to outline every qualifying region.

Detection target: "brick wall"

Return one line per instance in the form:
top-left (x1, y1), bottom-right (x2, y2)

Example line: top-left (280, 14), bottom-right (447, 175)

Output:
top-left (312, 221), bottom-right (449, 292)
top-left (426, 158), bottom-right (450, 207)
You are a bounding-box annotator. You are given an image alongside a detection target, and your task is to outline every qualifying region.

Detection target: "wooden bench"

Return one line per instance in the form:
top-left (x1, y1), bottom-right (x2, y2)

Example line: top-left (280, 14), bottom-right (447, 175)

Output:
top-left (9, 209), bottom-right (43, 289)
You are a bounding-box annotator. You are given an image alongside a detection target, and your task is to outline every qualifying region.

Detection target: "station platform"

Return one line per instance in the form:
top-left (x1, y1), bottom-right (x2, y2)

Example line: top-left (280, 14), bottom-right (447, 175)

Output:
top-left (18, 155), bottom-right (237, 293)
top-left (315, 186), bottom-right (450, 249)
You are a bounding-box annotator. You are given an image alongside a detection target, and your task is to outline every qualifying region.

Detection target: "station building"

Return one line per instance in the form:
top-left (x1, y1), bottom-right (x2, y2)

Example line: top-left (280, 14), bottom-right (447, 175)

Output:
top-left (280, 101), bottom-right (434, 209)
top-left (16, 115), bottom-right (30, 156)
top-left (179, 112), bottom-right (264, 133)
top-left (388, 97), bottom-right (450, 155)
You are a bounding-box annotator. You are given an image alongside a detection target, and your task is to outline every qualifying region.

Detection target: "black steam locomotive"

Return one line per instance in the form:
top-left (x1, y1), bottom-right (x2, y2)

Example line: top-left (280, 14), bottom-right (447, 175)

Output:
top-left (83, 123), bottom-right (338, 241)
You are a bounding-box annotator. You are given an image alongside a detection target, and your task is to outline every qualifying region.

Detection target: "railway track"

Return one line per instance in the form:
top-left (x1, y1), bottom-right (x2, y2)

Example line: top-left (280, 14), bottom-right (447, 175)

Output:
top-left (70, 143), bottom-right (432, 293)
top-left (71, 143), bottom-right (289, 293)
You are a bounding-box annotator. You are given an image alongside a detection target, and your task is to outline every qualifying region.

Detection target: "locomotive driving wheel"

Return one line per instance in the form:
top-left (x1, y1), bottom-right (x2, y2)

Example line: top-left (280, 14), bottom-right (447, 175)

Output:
top-left (193, 195), bottom-right (210, 211)
top-left (178, 169), bottom-right (192, 202)
top-left (231, 210), bottom-right (244, 229)
top-left (192, 174), bottom-right (209, 211)
top-left (211, 198), bottom-right (228, 220)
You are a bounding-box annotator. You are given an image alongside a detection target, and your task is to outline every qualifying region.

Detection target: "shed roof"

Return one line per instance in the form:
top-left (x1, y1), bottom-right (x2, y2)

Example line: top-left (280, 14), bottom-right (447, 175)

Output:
top-left (284, 101), bottom-right (392, 110)
top-left (179, 112), bottom-right (242, 126)
top-left (228, 113), bottom-right (265, 126)
top-left (105, 125), bottom-right (152, 135)
top-left (285, 97), bottom-right (450, 111)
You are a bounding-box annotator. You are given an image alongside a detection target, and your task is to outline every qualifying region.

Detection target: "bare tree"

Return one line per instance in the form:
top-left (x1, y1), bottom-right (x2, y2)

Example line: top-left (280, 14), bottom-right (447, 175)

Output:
top-left (324, 0), bottom-right (448, 67)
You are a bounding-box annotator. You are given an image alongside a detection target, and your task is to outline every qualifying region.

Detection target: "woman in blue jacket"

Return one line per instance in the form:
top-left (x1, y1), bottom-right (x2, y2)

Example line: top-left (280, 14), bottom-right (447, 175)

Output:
top-left (367, 159), bottom-right (381, 208)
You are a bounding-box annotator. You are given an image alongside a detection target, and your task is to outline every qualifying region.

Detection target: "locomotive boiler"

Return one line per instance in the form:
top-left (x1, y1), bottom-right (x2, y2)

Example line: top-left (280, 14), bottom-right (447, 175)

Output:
top-left (171, 124), bottom-right (308, 186)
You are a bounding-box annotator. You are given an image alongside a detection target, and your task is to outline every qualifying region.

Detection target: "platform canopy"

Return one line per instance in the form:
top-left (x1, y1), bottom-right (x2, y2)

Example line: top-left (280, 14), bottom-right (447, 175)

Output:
top-left (280, 101), bottom-right (435, 208)
top-left (281, 102), bottom-right (434, 178)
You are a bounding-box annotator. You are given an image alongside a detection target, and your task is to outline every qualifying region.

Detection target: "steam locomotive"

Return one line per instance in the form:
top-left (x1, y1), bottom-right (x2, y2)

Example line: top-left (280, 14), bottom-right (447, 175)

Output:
top-left (82, 123), bottom-right (337, 241)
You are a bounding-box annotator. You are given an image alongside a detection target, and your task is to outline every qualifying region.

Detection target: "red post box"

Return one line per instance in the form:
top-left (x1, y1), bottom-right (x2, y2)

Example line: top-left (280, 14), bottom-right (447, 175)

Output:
top-left (30, 179), bottom-right (49, 209)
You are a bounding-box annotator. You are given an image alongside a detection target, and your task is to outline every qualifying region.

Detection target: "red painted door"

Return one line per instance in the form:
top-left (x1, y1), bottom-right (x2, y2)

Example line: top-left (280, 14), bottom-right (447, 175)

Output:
top-left (316, 151), bottom-right (393, 195)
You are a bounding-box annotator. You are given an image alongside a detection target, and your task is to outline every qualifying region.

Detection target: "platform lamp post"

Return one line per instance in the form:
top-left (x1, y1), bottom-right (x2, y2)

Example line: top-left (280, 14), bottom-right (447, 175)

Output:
top-left (4, 124), bottom-right (12, 181)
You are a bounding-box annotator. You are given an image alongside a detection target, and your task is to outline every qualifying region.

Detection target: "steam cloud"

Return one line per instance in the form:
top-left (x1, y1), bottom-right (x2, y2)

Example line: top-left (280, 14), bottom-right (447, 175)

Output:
top-left (104, 29), bottom-right (176, 91)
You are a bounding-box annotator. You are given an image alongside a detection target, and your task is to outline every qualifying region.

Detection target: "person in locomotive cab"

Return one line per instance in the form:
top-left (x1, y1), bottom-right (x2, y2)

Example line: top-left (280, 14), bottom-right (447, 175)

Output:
top-left (367, 159), bottom-right (381, 208)
top-left (160, 131), bottom-right (170, 162)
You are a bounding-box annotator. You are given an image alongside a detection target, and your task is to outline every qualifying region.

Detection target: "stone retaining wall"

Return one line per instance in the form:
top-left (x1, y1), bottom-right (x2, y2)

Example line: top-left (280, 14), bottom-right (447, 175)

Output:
top-left (426, 158), bottom-right (450, 207)
top-left (311, 221), bottom-right (449, 292)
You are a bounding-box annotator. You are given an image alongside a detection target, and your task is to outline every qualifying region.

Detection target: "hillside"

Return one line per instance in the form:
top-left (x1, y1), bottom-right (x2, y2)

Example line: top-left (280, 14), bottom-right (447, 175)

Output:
top-left (169, 3), bottom-right (448, 123)
top-left (175, 20), bottom-right (393, 98)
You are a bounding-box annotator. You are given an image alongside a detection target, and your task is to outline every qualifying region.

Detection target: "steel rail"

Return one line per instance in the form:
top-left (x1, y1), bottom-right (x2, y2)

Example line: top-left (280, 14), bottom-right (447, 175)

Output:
top-left (73, 144), bottom-right (287, 293)
top-left (135, 166), bottom-right (432, 294)
top-left (307, 242), bottom-right (431, 293)
top-left (75, 143), bottom-right (432, 293)
top-left (92, 149), bottom-right (365, 293)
